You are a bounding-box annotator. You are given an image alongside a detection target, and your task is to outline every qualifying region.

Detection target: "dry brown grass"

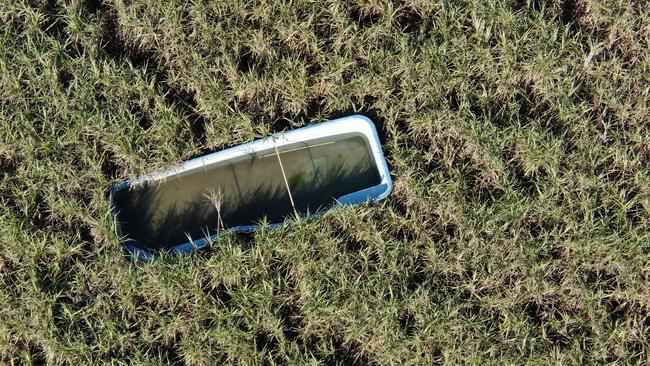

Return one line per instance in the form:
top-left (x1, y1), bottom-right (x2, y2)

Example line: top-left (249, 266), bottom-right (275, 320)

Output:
top-left (1, 0), bottom-right (649, 364)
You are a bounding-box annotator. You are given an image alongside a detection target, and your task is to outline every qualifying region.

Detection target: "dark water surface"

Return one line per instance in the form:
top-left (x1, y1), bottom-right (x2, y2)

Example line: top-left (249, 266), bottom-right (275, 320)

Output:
top-left (111, 134), bottom-right (381, 251)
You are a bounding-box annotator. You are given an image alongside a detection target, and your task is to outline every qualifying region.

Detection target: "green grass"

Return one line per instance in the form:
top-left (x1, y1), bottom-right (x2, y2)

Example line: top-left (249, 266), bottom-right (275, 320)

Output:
top-left (1, 0), bottom-right (649, 364)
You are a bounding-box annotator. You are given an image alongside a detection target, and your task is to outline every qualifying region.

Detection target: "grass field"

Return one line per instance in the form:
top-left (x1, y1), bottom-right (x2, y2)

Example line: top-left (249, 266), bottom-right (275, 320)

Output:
top-left (1, 0), bottom-right (649, 364)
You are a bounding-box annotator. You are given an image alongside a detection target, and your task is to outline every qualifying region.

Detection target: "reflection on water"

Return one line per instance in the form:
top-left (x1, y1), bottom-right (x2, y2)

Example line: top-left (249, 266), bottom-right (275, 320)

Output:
top-left (111, 134), bottom-right (381, 251)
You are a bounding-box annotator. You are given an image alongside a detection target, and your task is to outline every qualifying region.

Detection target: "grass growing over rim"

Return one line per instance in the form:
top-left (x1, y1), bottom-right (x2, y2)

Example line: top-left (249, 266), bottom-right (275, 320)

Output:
top-left (1, 0), bottom-right (649, 364)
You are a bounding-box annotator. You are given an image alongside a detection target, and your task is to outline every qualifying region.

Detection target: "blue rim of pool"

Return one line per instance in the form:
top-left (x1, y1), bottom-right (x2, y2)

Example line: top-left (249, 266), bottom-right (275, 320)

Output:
top-left (108, 114), bottom-right (392, 260)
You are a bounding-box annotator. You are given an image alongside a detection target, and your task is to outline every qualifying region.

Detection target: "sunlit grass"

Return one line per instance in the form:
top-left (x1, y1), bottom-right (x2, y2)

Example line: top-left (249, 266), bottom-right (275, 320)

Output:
top-left (1, 0), bottom-right (649, 364)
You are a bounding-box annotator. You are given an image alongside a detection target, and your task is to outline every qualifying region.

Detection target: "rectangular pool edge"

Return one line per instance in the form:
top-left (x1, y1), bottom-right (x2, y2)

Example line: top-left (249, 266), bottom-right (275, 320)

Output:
top-left (109, 114), bottom-right (392, 260)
